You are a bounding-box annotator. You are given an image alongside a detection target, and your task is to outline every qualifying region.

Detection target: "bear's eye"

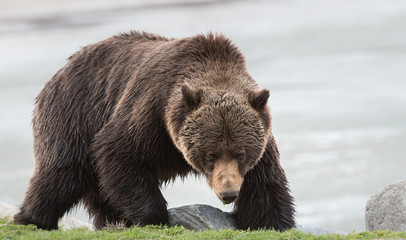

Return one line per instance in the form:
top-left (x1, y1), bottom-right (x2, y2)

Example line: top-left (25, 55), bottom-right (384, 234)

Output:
top-left (235, 152), bottom-right (245, 161)
top-left (206, 153), bottom-right (217, 162)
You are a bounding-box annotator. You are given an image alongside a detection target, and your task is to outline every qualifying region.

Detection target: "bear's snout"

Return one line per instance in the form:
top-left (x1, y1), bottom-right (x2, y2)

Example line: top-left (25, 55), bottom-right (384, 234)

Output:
top-left (220, 190), bottom-right (239, 204)
top-left (211, 159), bottom-right (243, 204)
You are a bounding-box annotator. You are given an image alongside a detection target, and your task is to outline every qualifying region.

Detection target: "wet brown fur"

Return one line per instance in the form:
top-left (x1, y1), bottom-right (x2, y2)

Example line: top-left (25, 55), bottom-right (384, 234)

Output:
top-left (13, 31), bottom-right (295, 231)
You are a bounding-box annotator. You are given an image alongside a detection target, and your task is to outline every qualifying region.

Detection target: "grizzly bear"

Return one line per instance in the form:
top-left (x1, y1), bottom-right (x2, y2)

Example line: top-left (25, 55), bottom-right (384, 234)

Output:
top-left (14, 31), bottom-right (295, 231)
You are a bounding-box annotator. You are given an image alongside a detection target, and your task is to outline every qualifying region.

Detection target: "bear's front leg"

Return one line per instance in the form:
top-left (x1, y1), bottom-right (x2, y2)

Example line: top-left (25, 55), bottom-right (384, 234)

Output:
top-left (98, 164), bottom-right (168, 227)
top-left (91, 123), bottom-right (169, 227)
top-left (232, 136), bottom-right (295, 231)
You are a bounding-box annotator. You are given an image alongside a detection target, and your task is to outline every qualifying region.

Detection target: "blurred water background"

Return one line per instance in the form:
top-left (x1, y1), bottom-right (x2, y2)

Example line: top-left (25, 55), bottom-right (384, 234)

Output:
top-left (1, 0), bottom-right (406, 232)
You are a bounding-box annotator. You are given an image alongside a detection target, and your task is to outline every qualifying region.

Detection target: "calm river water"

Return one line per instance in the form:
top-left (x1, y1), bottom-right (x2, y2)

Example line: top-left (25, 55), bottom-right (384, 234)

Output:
top-left (1, 0), bottom-right (406, 232)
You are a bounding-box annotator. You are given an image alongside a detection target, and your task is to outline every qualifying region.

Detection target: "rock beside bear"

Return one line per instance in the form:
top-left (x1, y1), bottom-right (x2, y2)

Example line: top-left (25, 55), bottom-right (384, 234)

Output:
top-left (168, 204), bottom-right (236, 231)
top-left (13, 31), bottom-right (295, 231)
top-left (365, 179), bottom-right (406, 231)
top-left (169, 204), bottom-right (345, 235)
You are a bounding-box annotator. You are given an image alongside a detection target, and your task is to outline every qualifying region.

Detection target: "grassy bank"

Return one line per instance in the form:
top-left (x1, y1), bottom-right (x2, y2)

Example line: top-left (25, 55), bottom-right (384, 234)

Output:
top-left (1, 218), bottom-right (405, 240)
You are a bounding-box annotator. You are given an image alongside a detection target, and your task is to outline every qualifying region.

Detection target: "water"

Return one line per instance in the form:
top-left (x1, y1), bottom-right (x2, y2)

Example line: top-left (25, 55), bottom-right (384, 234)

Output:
top-left (1, 0), bottom-right (406, 232)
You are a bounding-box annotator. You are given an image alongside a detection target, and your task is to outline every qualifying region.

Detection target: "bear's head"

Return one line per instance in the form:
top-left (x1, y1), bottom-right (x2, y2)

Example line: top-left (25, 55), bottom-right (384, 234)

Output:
top-left (167, 83), bottom-right (271, 204)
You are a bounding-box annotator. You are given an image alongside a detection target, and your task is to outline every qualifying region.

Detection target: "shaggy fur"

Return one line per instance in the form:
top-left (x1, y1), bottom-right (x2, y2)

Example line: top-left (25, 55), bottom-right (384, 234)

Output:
top-left (14, 31), bottom-right (295, 231)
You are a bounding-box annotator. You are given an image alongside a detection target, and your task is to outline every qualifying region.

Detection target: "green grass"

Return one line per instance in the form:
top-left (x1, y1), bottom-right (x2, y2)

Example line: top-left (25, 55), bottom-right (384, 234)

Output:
top-left (1, 217), bottom-right (405, 240)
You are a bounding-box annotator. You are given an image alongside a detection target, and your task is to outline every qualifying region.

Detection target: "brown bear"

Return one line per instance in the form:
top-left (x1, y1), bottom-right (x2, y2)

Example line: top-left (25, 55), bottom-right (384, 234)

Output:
top-left (14, 31), bottom-right (295, 231)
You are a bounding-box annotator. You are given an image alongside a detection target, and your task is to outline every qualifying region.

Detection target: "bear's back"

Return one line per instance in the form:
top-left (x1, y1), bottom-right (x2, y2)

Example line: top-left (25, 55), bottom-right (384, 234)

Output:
top-left (33, 31), bottom-right (251, 147)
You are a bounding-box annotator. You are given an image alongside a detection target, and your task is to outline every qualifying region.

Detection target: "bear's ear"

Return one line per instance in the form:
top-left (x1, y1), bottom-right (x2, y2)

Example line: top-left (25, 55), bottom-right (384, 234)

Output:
top-left (249, 89), bottom-right (270, 110)
top-left (181, 83), bottom-right (201, 109)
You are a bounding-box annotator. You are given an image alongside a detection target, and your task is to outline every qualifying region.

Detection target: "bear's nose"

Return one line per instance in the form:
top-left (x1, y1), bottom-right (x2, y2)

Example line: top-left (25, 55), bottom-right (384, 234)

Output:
top-left (220, 190), bottom-right (239, 204)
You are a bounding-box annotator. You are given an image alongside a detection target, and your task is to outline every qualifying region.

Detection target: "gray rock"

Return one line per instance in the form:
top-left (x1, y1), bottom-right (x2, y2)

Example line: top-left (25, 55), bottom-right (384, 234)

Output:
top-left (168, 204), bottom-right (345, 235)
top-left (168, 204), bottom-right (236, 230)
top-left (365, 179), bottom-right (406, 231)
